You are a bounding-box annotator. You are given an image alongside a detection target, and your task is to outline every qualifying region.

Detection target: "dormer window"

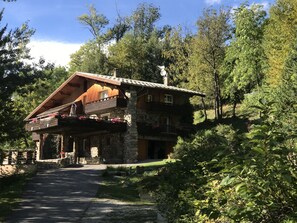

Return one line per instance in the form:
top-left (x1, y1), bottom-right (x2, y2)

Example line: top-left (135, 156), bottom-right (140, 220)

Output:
top-left (164, 94), bottom-right (173, 104)
top-left (100, 90), bottom-right (109, 100)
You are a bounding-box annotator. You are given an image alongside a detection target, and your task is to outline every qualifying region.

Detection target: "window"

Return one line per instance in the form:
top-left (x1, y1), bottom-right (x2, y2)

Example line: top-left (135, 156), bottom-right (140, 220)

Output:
top-left (100, 90), bottom-right (109, 100)
top-left (164, 94), bottom-right (173, 104)
top-left (147, 94), bottom-right (153, 102)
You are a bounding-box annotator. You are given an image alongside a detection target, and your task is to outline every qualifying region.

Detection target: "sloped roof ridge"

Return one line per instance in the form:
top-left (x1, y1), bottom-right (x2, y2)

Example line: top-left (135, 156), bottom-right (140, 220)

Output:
top-left (77, 72), bottom-right (205, 96)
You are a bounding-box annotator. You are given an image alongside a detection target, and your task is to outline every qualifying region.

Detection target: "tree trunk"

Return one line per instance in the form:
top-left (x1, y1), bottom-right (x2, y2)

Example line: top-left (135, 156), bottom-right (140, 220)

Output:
top-left (201, 97), bottom-right (208, 121)
top-left (214, 70), bottom-right (222, 120)
top-left (232, 100), bottom-right (237, 117)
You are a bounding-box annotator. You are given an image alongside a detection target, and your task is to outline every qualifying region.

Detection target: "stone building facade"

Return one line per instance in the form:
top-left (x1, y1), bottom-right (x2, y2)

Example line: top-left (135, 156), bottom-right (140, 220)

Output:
top-left (25, 72), bottom-right (205, 163)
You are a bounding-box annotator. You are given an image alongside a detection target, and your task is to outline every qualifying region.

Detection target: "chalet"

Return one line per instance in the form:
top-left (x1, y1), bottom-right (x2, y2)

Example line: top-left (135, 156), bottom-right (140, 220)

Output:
top-left (25, 72), bottom-right (205, 164)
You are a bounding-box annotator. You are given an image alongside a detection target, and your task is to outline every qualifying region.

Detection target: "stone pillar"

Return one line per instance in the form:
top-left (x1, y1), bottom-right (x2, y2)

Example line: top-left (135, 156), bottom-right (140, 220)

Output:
top-left (123, 89), bottom-right (138, 163)
top-left (73, 137), bottom-right (78, 164)
top-left (36, 134), bottom-right (43, 161)
top-left (61, 134), bottom-right (66, 158)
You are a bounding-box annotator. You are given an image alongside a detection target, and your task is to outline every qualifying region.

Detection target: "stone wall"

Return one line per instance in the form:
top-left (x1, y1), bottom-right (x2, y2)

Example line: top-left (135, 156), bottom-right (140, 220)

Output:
top-left (88, 133), bottom-right (125, 164)
top-left (123, 90), bottom-right (138, 163)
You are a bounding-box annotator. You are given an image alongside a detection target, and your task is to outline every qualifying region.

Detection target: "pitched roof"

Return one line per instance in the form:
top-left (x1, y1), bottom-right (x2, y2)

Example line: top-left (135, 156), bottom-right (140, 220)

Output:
top-left (76, 72), bottom-right (205, 96)
top-left (25, 72), bottom-right (205, 121)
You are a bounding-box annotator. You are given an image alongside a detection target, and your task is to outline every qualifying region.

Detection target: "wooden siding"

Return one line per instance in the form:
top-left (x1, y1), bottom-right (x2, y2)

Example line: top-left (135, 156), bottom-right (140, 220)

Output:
top-left (138, 139), bottom-right (148, 160)
top-left (84, 97), bottom-right (127, 114)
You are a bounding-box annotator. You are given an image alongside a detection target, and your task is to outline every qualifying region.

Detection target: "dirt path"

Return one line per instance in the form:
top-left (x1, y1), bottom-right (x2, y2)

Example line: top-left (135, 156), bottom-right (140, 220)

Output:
top-left (5, 165), bottom-right (105, 223)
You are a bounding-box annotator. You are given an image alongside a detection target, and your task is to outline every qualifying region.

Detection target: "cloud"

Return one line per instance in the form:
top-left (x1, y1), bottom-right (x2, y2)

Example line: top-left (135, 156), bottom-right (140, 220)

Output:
top-left (205, 0), bottom-right (222, 5)
top-left (28, 40), bottom-right (82, 67)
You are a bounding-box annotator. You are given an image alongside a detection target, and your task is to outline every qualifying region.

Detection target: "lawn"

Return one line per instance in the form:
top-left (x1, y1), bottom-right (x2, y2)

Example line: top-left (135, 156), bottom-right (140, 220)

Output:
top-left (97, 159), bottom-right (172, 203)
top-left (0, 173), bottom-right (33, 221)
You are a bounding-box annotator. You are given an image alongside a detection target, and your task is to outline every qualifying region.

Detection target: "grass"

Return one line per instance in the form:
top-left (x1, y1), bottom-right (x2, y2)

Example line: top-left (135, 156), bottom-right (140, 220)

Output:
top-left (97, 159), bottom-right (172, 203)
top-left (0, 172), bottom-right (34, 221)
top-left (97, 175), bottom-right (142, 202)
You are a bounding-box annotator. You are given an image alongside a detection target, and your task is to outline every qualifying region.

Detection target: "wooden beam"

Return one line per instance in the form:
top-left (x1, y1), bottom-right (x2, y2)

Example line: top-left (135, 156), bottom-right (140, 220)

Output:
top-left (68, 83), bottom-right (80, 88)
top-left (59, 91), bottom-right (71, 96)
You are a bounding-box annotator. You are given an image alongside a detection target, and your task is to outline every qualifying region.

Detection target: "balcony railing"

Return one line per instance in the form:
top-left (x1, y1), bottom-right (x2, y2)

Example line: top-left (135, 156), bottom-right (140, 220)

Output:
top-left (85, 96), bottom-right (127, 114)
top-left (137, 122), bottom-right (194, 137)
top-left (25, 116), bottom-right (127, 134)
top-left (145, 101), bottom-right (190, 114)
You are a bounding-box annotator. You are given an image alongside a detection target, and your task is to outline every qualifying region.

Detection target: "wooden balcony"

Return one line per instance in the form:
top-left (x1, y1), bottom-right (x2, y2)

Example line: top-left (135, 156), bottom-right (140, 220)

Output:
top-left (137, 122), bottom-right (193, 138)
top-left (145, 102), bottom-right (192, 114)
top-left (25, 116), bottom-right (127, 135)
top-left (85, 96), bottom-right (127, 114)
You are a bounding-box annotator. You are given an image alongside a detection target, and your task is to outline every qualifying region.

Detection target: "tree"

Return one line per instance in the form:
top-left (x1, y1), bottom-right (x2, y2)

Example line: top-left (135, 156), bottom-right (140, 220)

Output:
top-left (0, 9), bottom-right (37, 143)
top-left (78, 4), bottom-right (109, 43)
top-left (11, 63), bottom-right (68, 148)
top-left (187, 8), bottom-right (230, 120)
top-left (105, 12), bottom-right (130, 43)
top-left (68, 40), bottom-right (109, 74)
top-left (108, 31), bottom-right (163, 82)
top-left (128, 3), bottom-right (161, 40)
top-left (108, 3), bottom-right (166, 82)
top-left (223, 3), bottom-right (267, 117)
top-left (264, 0), bottom-right (297, 86)
top-left (162, 27), bottom-right (192, 86)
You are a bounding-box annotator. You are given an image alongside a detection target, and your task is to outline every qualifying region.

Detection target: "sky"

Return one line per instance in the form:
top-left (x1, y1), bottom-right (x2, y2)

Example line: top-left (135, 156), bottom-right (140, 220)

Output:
top-left (1, 0), bottom-right (274, 66)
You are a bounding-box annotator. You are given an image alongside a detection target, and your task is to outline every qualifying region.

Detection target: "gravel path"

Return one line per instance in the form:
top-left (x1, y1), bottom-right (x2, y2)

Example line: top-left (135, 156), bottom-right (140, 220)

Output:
top-left (5, 165), bottom-right (105, 223)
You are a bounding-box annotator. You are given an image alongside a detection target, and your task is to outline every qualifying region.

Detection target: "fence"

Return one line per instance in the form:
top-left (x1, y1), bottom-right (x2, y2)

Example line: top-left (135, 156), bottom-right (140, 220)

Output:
top-left (0, 150), bottom-right (36, 165)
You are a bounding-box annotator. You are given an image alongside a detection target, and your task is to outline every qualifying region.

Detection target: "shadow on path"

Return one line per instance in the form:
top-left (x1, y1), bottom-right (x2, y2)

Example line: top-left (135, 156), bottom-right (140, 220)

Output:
top-left (5, 165), bottom-right (105, 223)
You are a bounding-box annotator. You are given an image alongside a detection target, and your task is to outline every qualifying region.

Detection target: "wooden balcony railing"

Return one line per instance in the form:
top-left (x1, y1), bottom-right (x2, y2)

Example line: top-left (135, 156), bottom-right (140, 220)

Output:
top-left (145, 102), bottom-right (192, 114)
top-left (25, 116), bottom-right (127, 134)
top-left (137, 122), bottom-right (194, 137)
top-left (85, 96), bottom-right (127, 114)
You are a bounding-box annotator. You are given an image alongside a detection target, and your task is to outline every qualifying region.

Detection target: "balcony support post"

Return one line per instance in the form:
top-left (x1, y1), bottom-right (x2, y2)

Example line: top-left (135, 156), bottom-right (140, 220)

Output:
top-left (36, 134), bottom-right (44, 161)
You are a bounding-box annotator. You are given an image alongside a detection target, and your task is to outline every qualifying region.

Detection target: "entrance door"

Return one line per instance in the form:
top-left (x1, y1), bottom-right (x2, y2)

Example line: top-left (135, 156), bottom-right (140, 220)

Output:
top-left (148, 141), bottom-right (166, 159)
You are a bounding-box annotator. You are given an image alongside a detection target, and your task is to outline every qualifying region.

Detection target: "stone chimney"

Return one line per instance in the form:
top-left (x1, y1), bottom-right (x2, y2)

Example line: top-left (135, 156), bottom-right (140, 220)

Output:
top-left (163, 75), bottom-right (168, 86)
top-left (113, 68), bottom-right (117, 77)
top-left (158, 65), bottom-right (169, 86)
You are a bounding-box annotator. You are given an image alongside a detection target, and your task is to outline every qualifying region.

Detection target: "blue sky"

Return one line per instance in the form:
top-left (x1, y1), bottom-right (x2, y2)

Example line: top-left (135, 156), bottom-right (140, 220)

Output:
top-left (1, 0), bottom-right (275, 66)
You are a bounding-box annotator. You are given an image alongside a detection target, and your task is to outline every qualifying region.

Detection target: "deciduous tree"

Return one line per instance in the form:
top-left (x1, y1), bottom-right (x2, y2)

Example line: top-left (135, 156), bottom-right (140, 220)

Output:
top-left (264, 0), bottom-right (297, 85)
top-left (187, 8), bottom-right (230, 119)
top-left (223, 3), bottom-right (267, 117)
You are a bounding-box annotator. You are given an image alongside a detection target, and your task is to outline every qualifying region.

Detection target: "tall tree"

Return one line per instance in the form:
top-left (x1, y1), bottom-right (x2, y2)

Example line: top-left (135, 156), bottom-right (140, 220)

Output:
top-left (11, 63), bottom-right (68, 148)
top-left (128, 3), bottom-right (161, 40)
top-left (162, 27), bottom-right (192, 86)
top-left (108, 3), bottom-right (166, 82)
top-left (0, 9), bottom-right (37, 143)
top-left (187, 8), bottom-right (230, 120)
top-left (223, 4), bottom-right (267, 117)
top-left (264, 0), bottom-right (297, 86)
top-left (108, 31), bottom-right (163, 82)
top-left (68, 40), bottom-right (109, 74)
top-left (78, 4), bottom-right (109, 44)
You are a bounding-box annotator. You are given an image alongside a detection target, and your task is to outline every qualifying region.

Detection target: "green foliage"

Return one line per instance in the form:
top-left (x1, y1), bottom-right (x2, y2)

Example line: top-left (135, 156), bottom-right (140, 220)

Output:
top-left (0, 170), bottom-right (36, 221)
top-left (187, 8), bottom-right (230, 119)
top-left (108, 31), bottom-right (163, 82)
top-left (4, 63), bottom-right (68, 149)
top-left (127, 3), bottom-right (161, 40)
top-left (69, 40), bottom-right (109, 74)
top-left (223, 3), bottom-right (267, 115)
top-left (162, 27), bottom-right (192, 86)
top-left (150, 54), bottom-right (297, 221)
top-left (0, 9), bottom-right (39, 143)
top-left (264, 0), bottom-right (297, 86)
top-left (78, 4), bottom-right (109, 42)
